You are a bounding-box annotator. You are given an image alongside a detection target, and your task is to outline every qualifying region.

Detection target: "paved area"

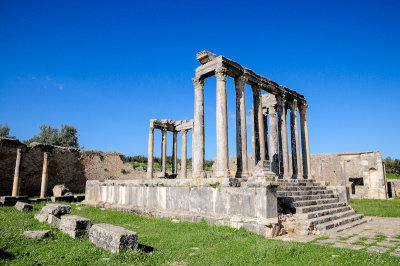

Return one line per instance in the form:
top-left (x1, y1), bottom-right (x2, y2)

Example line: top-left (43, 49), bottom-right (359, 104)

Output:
top-left (275, 216), bottom-right (400, 257)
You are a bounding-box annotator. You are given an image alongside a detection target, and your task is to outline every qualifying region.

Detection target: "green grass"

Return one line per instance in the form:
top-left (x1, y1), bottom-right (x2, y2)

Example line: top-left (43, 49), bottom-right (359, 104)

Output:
top-left (386, 172), bottom-right (400, 179)
top-left (351, 198), bottom-right (400, 217)
top-left (1, 203), bottom-right (400, 265)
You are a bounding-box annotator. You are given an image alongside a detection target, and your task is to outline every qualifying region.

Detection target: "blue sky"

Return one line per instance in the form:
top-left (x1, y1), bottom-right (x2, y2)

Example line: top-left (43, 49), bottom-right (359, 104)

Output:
top-left (1, 0), bottom-right (399, 159)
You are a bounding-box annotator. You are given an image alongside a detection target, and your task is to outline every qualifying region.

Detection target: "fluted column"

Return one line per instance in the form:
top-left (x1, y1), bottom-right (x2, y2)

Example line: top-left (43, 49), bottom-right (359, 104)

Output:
top-left (252, 87), bottom-right (261, 165)
top-left (264, 113), bottom-right (269, 160)
top-left (215, 67), bottom-right (230, 177)
top-left (268, 106), bottom-right (279, 175)
top-left (147, 127), bottom-right (154, 179)
top-left (277, 95), bottom-right (290, 179)
top-left (161, 129), bottom-right (167, 177)
top-left (172, 131), bottom-right (178, 175)
top-left (40, 152), bottom-right (49, 198)
top-left (290, 100), bottom-right (303, 179)
top-left (234, 76), bottom-right (248, 178)
top-left (192, 77), bottom-right (205, 178)
top-left (181, 130), bottom-right (188, 178)
top-left (300, 104), bottom-right (311, 179)
top-left (11, 148), bottom-right (22, 196)
top-left (249, 110), bottom-right (256, 168)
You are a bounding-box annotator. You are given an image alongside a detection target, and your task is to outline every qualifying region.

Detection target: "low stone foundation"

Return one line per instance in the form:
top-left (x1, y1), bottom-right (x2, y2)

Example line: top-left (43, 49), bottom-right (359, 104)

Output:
top-left (84, 178), bottom-right (281, 237)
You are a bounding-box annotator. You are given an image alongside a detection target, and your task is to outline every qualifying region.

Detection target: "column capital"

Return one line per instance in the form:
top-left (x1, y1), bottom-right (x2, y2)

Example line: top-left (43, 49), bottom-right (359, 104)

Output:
top-left (276, 94), bottom-right (287, 107)
top-left (268, 106), bottom-right (277, 115)
top-left (234, 75), bottom-right (247, 88)
top-left (289, 99), bottom-right (298, 111)
top-left (299, 102), bottom-right (309, 113)
top-left (215, 67), bottom-right (227, 81)
top-left (192, 77), bottom-right (204, 89)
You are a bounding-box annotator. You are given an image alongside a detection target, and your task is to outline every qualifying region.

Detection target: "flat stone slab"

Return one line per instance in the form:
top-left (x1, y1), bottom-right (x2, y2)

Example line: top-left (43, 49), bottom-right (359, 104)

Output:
top-left (34, 213), bottom-right (49, 223)
top-left (15, 201), bottom-right (33, 211)
top-left (74, 195), bottom-right (85, 202)
top-left (0, 196), bottom-right (28, 206)
top-left (333, 242), bottom-right (364, 250)
top-left (60, 215), bottom-right (91, 238)
top-left (41, 204), bottom-right (71, 216)
top-left (51, 196), bottom-right (75, 202)
top-left (367, 246), bottom-right (389, 253)
top-left (89, 223), bottom-right (138, 253)
top-left (48, 214), bottom-right (61, 228)
top-left (22, 230), bottom-right (50, 239)
top-left (377, 241), bottom-right (399, 247)
top-left (390, 249), bottom-right (400, 257)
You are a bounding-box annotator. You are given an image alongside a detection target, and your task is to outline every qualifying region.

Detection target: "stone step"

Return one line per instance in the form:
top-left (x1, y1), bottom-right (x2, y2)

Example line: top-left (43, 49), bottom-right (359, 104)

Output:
top-left (296, 202), bottom-right (347, 214)
top-left (276, 182), bottom-right (325, 187)
top-left (276, 179), bottom-right (316, 183)
top-left (327, 216), bottom-right (369, 234)
top-left (277, 186), bottom-right (327, 192)
top-left (305, 210), bottom-right (356, 227)
top-left (277, 190), bottom-right (334, 197)
top-left (292, 198), bottom-right (339, 207)
top-left (295, 205), bottom-right (353, 219)
top-left (316, 214), bottom-right (364, 233)
top-left (278, 194), bottom-right (337, 202)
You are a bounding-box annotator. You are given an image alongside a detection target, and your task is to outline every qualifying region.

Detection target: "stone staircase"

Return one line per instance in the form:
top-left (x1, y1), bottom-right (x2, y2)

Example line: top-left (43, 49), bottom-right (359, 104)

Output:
top-left (276, 179), bottom-right (367, 235)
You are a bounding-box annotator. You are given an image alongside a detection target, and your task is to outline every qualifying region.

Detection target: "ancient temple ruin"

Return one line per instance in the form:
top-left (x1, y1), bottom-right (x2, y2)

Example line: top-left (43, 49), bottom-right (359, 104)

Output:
top-left (192, 51), bottom-right (310, 180)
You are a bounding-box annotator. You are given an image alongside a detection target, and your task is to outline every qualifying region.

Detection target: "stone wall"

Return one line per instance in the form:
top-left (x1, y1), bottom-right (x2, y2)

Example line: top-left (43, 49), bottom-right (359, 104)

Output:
top-left (84, 178), bottom-right (279, 237)
top-left (0, 137), bottom-right (145, 197)
top-left (310, 151), bottom-right (387, 199)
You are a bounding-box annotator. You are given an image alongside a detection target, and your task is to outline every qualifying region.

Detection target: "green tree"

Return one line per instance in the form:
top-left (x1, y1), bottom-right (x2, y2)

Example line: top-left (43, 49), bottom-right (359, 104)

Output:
top-left (24, 124), bottom-right (80, 148)
top-left (0, 123), bottom-right (10, 137)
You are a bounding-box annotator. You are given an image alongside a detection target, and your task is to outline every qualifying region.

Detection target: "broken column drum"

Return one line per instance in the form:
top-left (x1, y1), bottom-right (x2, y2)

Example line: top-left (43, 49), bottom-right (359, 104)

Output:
top-left (193, 50), bottom-right (310, 179)
top-left (12, 148), bottom-right (22, 197)
top-left (40, 152), bottom-right (50, 198)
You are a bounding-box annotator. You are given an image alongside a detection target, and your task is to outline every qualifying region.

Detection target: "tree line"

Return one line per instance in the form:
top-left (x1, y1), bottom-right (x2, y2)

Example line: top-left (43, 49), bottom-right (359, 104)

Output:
top-left (0, 123), bottom-right (80, 148)
top-left (384, 157), bottom-right (400, 177)
top-left (124, 155), bottom-right (214, 169)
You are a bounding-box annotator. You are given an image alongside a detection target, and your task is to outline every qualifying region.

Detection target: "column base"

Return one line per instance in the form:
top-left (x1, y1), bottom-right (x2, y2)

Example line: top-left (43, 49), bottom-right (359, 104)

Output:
top-left (214, 170), bottom-right (231, 178)
top-left (235, 170), bottom-right (249, 178)
top-left (192, 171), bottom-right (207, 179)
top-left (254, 160), bottom-right (276, 179)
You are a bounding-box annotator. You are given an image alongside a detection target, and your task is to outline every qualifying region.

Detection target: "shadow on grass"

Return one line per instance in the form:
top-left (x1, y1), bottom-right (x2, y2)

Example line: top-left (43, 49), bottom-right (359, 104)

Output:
top-left (0, 249), bottom-right (15, 260)
top-left (138, 244), bottom-right (156, 253)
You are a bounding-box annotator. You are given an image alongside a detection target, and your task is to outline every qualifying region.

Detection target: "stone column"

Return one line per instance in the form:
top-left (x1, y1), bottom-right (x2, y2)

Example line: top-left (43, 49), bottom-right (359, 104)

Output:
top-left (290, 100), bottom-right (303, 179)
top-left (234, 76), bottom-right (248, 178)
top-left (40, 152), bottom-right (49, 198)
top-left (192, 77), bottom-right (205, 178)
top-left (268, 106), bottom-right (279, 175)
top-left (252, 87), bottom-right (261, 165)
top-left (256, 85), bottom-right (266, 162)
top-left (181, 130), bottom-right (188, 178)
top-left (277, 95), bottom-right (290, 179)
top-left (264, 113), bottom-right (269, 160)
top-left (215, 67), bottom-right (230, 177)
top-left (249, 110), bottom-right (256, 168)
top-left (11, 148), bottom-right (22, 197)
top-left (147, 127), bottom-right (154, 179)
top-left (161, 129), bottom-right (167, 177)
top-left (172, 131), bottom-right (178, 175)
top-left (300, 104), bottom-right (311, 179)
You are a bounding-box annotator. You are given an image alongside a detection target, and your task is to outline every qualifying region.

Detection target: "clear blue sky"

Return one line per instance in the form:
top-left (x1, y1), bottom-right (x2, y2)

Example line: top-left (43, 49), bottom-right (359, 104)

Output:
top-left (1, 0), bottom-right (399, 159)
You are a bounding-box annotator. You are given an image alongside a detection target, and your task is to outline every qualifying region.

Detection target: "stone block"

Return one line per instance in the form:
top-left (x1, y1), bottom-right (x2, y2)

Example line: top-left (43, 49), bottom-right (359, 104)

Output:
top-left (34, 213), bottom-right (48, 223)
top-left (89, 223), bottom-right (138, 253)
top-left (48, 214), bottom-right (62, 228)
top-left (74, 195), bottom-right (85, 202)
top-left (15, 201), bottom-right (33, 211)
top-left (22, 230), bottom-right (50, 239)
top-left (51, 196), bottom-right (75, 202)
top-left (41, 204), bottom-right (71, 216)
top-left (0, 196), bottom-right (28, 206)
top-left (60, 215), bottom-right (91, 238)
top-left (53, 184), bottom-right (71, 197)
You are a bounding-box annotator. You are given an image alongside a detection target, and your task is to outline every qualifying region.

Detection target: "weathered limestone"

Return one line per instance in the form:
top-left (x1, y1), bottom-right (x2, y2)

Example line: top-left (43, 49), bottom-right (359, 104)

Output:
top-left (252, 89), bottom-right (261, 165)
top-left (268, 106), bottom-right (279, 175)
top-left (172, 131), bottom-right (178, 175)
top-left (23, 230), bottom-right (50, 239)
top-left (192, 77), bottom-right (205, 178)
top-left (234, 76), bottom-right (249, 178)
top-left (35, 203), bottom-right (71, 224)
top-left (89, 223), bottom-right (138, 253)
top-left (161, 129), bottom-right (167, 177)
top-left (15, 201), bottom-right (33, 211)
top-left (255, 86), bottom-right (266, 162)
top-left (40, 152), bottom-right (50, 198)
top-left (299, 104), bottom-right (311, 178)
top-left (277, 95), bottom-right (290, 179)
top-left (215, 67), bottom-right (230, 177)
top-left (289, 100), bottom-right (302, 179)
top-left (60, 215), bottom-right (91, 238)
top-left (147, 127), bottom-right (154, 179)
top-left (12, 148), bottom-right (22, 196)
top-left (181, 130), bottom-right (188, 178)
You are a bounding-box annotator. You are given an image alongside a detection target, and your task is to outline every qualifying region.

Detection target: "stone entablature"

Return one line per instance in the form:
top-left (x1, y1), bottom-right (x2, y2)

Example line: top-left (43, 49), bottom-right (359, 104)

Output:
top-left (147, 119), bottom-right (194, 179)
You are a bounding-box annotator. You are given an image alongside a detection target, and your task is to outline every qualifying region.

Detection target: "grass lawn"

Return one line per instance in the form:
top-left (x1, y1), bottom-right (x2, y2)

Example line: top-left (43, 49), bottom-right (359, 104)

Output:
top-left (386, 172), bottom-right (400, 180)
top-left (1, 203), bottom-right (400, 265)
top-left (351, 198), bottom-right (400, 217)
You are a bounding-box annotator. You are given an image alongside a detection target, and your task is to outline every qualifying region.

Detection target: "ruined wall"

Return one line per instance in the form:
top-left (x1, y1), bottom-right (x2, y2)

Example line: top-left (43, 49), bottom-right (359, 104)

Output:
top-left (310, 151), bottom-right (387, 199)
top-left (0, 137), bottom-right (145, 197)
